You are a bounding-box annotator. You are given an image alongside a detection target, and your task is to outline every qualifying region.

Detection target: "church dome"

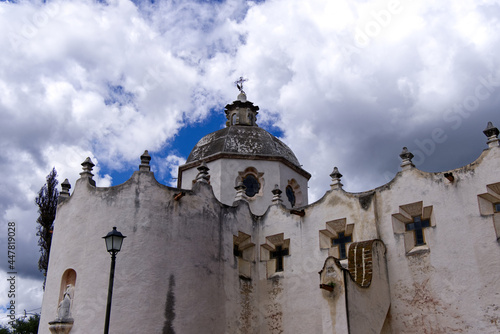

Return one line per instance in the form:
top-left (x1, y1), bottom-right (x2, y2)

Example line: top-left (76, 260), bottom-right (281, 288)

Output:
top-left (185, 91), bottom-right (304, 170)
top-left (186, 125), bottom-right (302, 168)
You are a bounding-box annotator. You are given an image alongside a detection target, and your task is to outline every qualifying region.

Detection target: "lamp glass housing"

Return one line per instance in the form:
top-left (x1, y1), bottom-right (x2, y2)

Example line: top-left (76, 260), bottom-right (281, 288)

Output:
top-left (103, 227), bottom-right (126, 253)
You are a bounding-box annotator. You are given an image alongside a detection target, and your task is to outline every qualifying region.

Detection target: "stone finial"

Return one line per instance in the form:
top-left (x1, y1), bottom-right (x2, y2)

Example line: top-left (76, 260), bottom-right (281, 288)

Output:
top-left (139, 150), bottom-right (151, 171)
top-left (272, 184), bottom-right (283, 204)
top-left (81, 157), bottom-right (94, 173)
top-left (330, 167), bottom-right (343, 190)
top-left (483, 122), bottom-right (499, 148)
top-left (79, 157), bottom-right (95, 185)
top-left (237, 91), bottom-right (247, 102)
top-left (234, 181), bottom-right (247, 202)
top-left (195, 161), bottom-right (210, 183)
top-left (399, 147), bottom-right (415, 170)
top-left (60, 179), bottom-right (71, 198)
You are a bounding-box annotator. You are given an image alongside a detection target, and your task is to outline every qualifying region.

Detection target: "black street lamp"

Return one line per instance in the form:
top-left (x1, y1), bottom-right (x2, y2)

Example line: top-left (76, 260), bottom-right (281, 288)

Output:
top-left (103, 227), bottom-right (126, 334)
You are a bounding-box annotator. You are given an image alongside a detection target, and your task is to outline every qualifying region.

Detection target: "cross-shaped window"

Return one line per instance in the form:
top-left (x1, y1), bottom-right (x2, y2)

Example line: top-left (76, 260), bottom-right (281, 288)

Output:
top-left (406, 216), bottom-right (430, 246)
top-left (270, 245), bottom-right (289, 272)
top-left (332, 232), bottom-right (352, 259)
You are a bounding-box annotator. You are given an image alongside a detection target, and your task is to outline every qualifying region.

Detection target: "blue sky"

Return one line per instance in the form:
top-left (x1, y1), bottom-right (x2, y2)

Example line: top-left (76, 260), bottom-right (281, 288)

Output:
top-left (1, 0), bottom-right (500, 325)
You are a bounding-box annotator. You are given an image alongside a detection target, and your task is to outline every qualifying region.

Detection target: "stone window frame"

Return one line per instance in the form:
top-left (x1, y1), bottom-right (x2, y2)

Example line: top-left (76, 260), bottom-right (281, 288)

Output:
top-left (231, 113), bottom-right (238, 125)
top-left (233, 231), bottom-right (255, 279)
top-left (319, 218), bottom-right (354, 262)
top-left (392, 201), bottom-right (434, 256)
top-left (286, 179), bottom-right (303, 208)
top-left (247, 112), bottom-right (254, 126)
top-left (236, 167), bottom-right (265, 199)
top-left (260, 233), bottom-right (290, 278)
top-left (477, 182), bottom-right (500, 240)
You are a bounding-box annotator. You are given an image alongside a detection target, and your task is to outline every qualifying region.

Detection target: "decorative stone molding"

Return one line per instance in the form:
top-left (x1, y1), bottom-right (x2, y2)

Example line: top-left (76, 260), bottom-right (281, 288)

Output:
top-left (195, 161), bottom-right (210, 184)
top-left (399, 147), bottom-right (415, 171)
top-left (139, 150), bottom-right (151, 171)
top-left (233, 231), bottom-right (255, 279)
top-left (483, 121), bottom-right (499, 148)
top-left (234, 182), bottom-right (247, 203)
top-left (260, 233), bottom-right (290, 278)
top-left (392, 201), bottom-right (434, 255)
top-left (48, 320), bottom-right (74, 334)
top-left (59, 179), bottom-right (71, 203)
top-left (330, 167), bottom-right (343, 190)
top-left (319, 218), bottom-right (354, 260)
top-left (477, 182), bottom-right (500, 240)
top-left (236, 167), bottom-right (265, 199)
top-left (271, 184), bottom-right (283, 205)
top-left (79, 157), bottom-right (95, 186)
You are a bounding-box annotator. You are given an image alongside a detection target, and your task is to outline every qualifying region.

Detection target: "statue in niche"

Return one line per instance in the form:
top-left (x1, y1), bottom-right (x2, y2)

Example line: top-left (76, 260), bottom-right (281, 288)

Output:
top-left (49, 284), bottom-right (74, 334)
top-left (56, 285), bottom-right (74, 322)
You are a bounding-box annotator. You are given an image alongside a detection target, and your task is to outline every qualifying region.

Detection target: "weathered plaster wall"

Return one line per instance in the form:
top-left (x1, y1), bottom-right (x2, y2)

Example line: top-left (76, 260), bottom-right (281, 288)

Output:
top-left (375, 146), bottom-right (500, 333)
top-left (40, 172), bottom-right (243, 334)
top-left (345, 240), bottom-right (390, 334)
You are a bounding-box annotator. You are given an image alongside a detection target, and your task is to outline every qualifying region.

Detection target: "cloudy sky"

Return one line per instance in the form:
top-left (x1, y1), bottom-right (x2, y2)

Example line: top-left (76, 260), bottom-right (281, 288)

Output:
top-left (1, 0), bottom-right (499, 324)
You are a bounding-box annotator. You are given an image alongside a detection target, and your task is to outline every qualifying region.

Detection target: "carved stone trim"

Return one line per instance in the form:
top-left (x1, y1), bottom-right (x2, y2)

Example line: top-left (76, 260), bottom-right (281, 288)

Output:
top-left (477, 182), bottom-right (500, 240)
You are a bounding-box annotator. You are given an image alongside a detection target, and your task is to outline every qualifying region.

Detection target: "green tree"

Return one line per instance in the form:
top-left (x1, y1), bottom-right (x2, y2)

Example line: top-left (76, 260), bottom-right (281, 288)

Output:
top-left (35, 168), bottom-right (59, 288)
top-left (11, 314), bottom-right (39, 334)
top-left (0, 314), bottom-right (40, 334)
top-left (0, 325), bottom-right (11, 334)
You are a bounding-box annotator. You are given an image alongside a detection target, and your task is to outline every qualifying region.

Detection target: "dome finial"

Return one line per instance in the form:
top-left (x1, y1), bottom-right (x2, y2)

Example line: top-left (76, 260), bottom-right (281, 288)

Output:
top-left (234, 76), bottom-right (248, 101)
top-left (234, 76), bottom-right (248, 93)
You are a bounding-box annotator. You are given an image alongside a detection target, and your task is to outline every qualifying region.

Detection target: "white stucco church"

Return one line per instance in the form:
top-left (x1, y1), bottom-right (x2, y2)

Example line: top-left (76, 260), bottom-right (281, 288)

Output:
top-left (39, 90), bottom-right (500, 333)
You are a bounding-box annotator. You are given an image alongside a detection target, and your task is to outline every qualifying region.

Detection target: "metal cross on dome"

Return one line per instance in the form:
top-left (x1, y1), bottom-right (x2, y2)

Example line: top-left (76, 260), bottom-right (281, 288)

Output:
top-left (235, 76), bottom-right (248, 92)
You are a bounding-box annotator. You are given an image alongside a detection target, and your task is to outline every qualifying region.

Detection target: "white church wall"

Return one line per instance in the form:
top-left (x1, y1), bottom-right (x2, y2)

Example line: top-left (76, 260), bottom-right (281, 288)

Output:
top-left (375, 146), bottom-right (500, 333)
top-left (255, 201), bottom-right (352, 333)
top-left (40, 172), bottom-right (243, 334)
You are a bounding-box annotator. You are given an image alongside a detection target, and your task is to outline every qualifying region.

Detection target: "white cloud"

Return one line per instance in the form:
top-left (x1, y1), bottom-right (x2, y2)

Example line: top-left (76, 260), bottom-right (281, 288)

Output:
top-left (0, 269), bottom-right (43, 326)
top-left (154, 154), bottom-right (187, 188)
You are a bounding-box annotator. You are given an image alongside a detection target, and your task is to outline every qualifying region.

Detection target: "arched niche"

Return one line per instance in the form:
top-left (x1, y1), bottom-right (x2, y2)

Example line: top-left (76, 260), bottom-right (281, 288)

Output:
top-left (59, 268), bottom-right (77, 303)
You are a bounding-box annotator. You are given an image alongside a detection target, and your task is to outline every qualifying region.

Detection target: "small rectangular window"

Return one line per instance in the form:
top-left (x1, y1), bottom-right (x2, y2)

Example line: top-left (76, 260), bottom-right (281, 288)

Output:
top-left (494, 203), bottom-right (500, 213)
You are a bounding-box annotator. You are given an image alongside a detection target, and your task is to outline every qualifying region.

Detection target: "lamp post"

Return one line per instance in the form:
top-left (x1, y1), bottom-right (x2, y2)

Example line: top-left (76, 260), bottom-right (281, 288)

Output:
top-left (103, 227), bottom-right (126, 334)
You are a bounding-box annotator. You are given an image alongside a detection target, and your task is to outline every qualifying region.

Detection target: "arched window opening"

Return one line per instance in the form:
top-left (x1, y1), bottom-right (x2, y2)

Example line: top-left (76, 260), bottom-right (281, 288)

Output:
top-left (243, 174), bottom-right (260, 197)
top-left (286, 185), bottom-right (295, 207)
top-left (286, 179), bottom-right (302, 207)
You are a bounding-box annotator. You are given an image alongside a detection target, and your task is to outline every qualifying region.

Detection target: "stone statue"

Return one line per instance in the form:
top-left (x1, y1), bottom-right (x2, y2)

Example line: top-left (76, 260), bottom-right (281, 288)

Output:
top-left (49, 285), bottom-right (74, 334)
top-left (56, 285), bottom-right (73, 321)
